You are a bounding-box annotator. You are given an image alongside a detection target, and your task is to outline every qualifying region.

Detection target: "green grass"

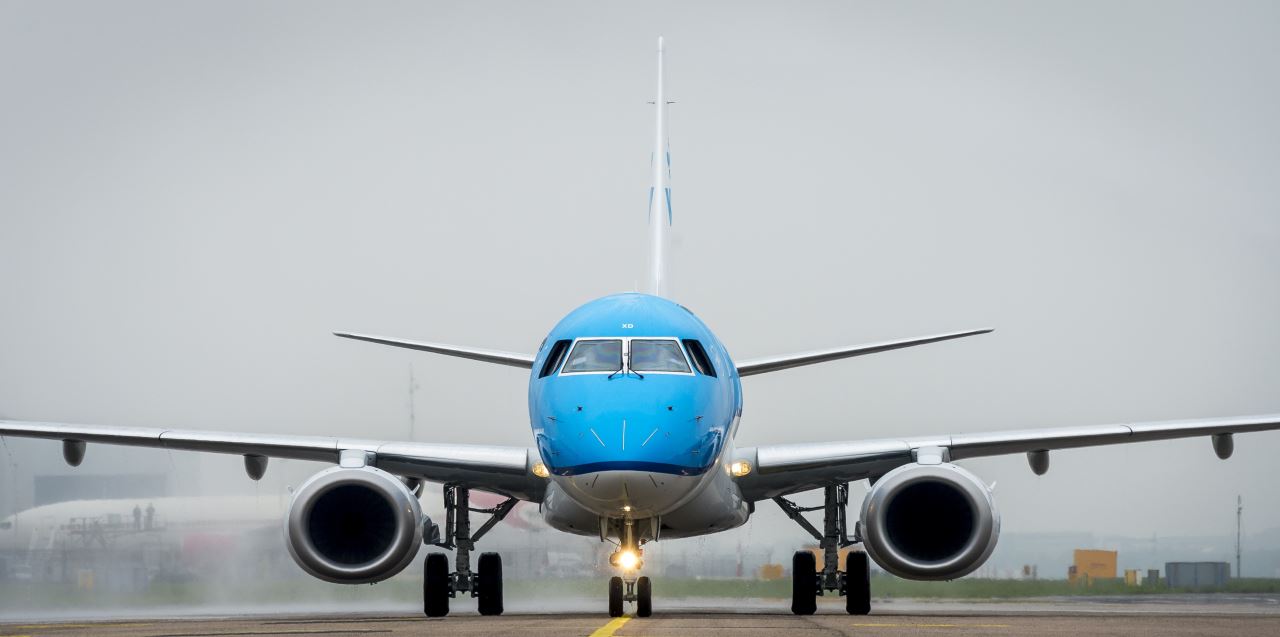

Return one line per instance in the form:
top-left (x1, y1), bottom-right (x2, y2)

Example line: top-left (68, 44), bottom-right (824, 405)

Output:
top-left (871, 576), bottom-right (1280, 598)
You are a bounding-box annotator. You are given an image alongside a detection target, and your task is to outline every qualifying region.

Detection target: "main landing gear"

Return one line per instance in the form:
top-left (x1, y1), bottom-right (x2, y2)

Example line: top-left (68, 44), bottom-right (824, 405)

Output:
top-left (423, 485), bottom-right (518, 617)
top-left (605, 519), bottom-right (653, 618)
top-left (774, 483), bottom-right (871, 615)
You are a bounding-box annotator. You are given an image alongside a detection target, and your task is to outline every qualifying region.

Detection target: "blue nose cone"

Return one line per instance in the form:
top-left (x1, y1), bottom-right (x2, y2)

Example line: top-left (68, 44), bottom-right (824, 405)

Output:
top-left (535, 373), bottom-right (722, 476)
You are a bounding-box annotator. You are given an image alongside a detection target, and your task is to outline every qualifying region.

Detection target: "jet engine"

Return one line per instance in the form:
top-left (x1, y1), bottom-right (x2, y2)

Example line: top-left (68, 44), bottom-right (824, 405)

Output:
top-left (285, 465), bottom-right (424, 584)
top-left (859, 462), bottom-right (999, 580)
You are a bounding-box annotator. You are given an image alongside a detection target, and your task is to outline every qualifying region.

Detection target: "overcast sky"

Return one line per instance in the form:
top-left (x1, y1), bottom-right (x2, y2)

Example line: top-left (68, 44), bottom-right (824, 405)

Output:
top-left (1, 0), bottom-right (1278, 551)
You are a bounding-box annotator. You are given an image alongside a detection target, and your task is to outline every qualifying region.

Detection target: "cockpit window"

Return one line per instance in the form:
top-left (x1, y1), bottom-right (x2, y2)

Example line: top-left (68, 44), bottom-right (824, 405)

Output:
top-left (539, 340), bottom-right (572, 378)
top-left (683, 339), bottom-right (717, 377)
top-left (562, 339), bottom-right (623, 373)
top-left (630, 339), bottom-right (692, 373)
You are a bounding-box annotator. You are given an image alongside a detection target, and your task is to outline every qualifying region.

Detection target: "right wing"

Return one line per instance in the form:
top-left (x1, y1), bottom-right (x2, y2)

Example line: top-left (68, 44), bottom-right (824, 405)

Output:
top-left (0, 420), bottom-right (546, 502)
top-left (334, 331), bottom-right (535, 369)
top-left (734, 413), bottom-right (1280, 501)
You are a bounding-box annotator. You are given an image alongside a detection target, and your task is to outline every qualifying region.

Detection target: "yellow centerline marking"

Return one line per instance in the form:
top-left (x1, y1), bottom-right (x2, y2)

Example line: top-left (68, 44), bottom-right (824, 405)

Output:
top-left (589, 615), bottom-right (631, 637)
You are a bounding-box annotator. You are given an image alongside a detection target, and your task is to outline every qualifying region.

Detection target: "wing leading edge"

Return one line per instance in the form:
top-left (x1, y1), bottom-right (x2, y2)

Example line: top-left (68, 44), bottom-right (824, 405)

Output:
top-left (334, 332), bottom-right (535, 369)
top-left (0, 420), bottom-right (546, 502)
top-left (733, 413), bottom-right (1280, 501)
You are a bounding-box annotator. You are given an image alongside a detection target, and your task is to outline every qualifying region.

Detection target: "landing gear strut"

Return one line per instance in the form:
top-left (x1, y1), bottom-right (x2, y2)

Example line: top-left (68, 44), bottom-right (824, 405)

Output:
top-left (774, 483), bottom-right (870, 615)
top-left (605, 518), bottom-right (653, 618)
top-left (422, 484), bottom-right (518, 617)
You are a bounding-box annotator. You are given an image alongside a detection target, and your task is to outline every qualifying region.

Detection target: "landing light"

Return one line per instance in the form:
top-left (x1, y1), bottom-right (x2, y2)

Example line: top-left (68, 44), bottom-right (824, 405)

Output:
top-left (730, 460), bottom-right (752, 477)
top-left (531, 462), bottom-right (550, 478)
top-left (611, 549), bottom-right (642, 571)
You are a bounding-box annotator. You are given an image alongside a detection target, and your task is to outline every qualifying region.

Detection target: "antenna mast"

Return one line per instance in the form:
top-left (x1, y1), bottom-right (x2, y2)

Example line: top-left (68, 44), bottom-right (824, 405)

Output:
top-left (409, 364), bottom-right (419, 441)
top-left (1236, 494), bottom-right (1243, 579)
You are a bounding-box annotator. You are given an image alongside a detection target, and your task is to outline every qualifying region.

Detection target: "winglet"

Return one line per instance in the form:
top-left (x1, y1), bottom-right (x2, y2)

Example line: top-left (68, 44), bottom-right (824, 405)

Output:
top-left (735, 328), bottom-right (993, 377)
top-left (334, 332), bottom-right (535, 369)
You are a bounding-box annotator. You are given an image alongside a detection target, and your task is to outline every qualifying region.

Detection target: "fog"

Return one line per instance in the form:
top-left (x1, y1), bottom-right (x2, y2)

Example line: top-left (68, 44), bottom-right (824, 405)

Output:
top-left (2, 0), bottom-right (1279, 616)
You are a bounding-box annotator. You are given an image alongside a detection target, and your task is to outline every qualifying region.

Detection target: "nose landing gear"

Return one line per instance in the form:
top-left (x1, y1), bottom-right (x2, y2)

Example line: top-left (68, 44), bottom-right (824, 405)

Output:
top-left (607, 573), bottom-right (653, 618)
top-left (605, 521), bottom-right (653, 617)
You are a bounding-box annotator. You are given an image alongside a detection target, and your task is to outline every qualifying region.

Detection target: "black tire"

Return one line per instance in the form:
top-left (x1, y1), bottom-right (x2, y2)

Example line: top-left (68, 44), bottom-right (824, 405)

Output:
top-left (636, 576), bottom-right (652, 617)
top-left (845, 551), bottom-right (871, 615)
top-left (477, 552), bottom-right (504, 616)
top-left (791, 550), bottom-right (817, 615)
top-left (608, 576), bottom-right (624, 617)
top-left (424, 553), bottom-right (451, 617)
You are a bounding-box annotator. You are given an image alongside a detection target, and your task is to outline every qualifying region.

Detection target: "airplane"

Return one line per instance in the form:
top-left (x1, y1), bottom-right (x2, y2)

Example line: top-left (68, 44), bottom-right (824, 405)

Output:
top-left (0, 493), bottom-right (542, 553)
top-left (0, 493), bottom-right (541, 582)
top-left (0, 496), bottom-right (294, 581)
top-left (2, 36), bottom-right (1278, 618)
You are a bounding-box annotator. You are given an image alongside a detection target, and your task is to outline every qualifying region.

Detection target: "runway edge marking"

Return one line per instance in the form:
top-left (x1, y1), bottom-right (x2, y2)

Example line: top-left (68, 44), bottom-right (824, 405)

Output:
top-left (588, 616), bottom-right (631, 637)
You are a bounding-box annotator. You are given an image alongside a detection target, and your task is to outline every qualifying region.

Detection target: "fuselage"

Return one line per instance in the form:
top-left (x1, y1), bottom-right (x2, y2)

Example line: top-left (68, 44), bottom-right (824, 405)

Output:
top-left (528, 293), bottom-right (749, 539)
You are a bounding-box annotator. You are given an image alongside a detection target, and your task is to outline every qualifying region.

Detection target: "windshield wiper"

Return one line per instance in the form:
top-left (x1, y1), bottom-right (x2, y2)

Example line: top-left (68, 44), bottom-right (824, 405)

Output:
top-left (627, 349), bottom-right (644, 379)
top-left (608, 349), bottom-right (627, 379)
top-left (607, 350), bottom-right (644, 379)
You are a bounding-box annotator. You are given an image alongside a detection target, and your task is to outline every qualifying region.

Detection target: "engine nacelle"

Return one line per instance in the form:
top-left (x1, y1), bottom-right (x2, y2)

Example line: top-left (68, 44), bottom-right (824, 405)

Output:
top-left (859, 462), bottom-right (1000, 580)
top-left (285, 466), bottom-right (424, 584)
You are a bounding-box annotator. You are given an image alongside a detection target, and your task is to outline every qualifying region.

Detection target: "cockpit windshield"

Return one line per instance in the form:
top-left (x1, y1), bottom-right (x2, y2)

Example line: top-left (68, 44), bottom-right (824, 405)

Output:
top-left (630, 339), bottom-right (692, 373)
top-left (562, 339), bottom-right (623, 373)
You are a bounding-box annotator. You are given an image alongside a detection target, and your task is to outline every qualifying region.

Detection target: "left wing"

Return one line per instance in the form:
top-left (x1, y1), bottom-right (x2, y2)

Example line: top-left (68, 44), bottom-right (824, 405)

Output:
top-left (733, 413), bottom-right (1280, 501)
top-left (735, 328), bottom-right (992, 377)
top-left (0, 420), bottom-right (546, 502)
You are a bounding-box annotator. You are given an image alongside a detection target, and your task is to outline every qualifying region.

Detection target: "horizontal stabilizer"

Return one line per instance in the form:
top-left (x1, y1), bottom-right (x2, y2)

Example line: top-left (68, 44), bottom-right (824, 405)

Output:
top-left (334, 332), bottom-right (535, 369)
top-left (735, 328), bottom-right (992, 377)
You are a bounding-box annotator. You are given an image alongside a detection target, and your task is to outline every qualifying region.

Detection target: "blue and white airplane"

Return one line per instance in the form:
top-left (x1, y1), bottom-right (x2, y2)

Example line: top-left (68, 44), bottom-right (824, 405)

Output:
top-left (3, 37), bottom-right (1278, 618)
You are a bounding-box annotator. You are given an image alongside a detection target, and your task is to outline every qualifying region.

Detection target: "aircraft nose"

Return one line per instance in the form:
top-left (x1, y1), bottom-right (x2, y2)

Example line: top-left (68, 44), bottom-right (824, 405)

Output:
top-left (538, 381), bottom-right (718, 474)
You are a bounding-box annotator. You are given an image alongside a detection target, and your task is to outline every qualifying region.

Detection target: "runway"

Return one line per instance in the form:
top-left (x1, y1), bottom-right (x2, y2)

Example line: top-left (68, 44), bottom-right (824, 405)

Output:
top-left (3, 613), bottom-right (1279, 637)
top-left (4, 597), bottom-right (1280, 637)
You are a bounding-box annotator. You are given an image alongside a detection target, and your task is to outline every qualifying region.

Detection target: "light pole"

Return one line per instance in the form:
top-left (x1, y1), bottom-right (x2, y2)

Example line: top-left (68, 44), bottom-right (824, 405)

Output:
top-left (1236, 495), bottom-right (1243, 579)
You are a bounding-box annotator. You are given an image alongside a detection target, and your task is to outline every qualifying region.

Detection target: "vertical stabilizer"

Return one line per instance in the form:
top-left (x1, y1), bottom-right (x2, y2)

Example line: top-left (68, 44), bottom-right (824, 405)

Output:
top-left (647, 36), bottom-right (671, 297)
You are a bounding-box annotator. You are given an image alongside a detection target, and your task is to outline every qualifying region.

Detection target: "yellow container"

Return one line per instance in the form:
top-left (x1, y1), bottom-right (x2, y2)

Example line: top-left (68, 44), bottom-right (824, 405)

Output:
top-left (759, 563), bottom-right (785, 580)
top-left (1068, 549), bottom-right (1117, 586)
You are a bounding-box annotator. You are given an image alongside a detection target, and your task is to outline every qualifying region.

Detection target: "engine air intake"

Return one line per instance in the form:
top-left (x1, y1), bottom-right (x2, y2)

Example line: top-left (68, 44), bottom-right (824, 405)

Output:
top-left (860, 463), bottom-right (999, 580)
top-left (285, 466), bottom-right (424, 584)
